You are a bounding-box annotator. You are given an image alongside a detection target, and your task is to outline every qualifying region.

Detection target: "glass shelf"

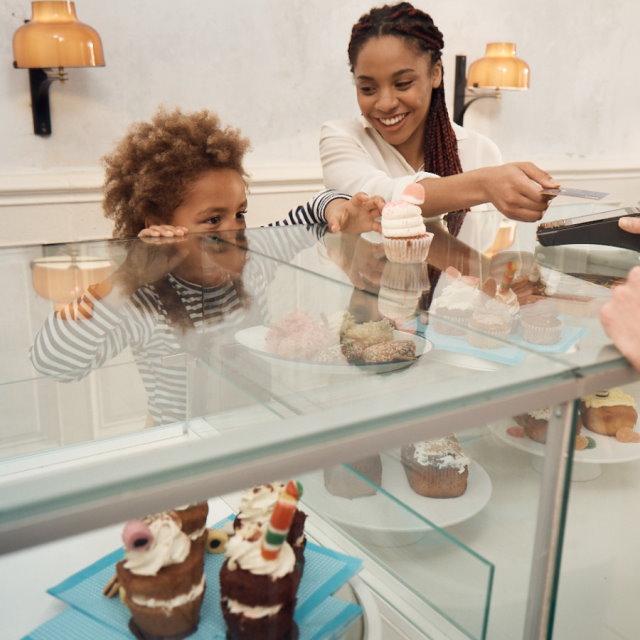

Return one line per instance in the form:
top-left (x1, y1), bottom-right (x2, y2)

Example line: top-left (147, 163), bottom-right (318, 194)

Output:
top-left (297, 455), bottom-right (494, 640)
top-left (1, 209), bottom-right (639, 639)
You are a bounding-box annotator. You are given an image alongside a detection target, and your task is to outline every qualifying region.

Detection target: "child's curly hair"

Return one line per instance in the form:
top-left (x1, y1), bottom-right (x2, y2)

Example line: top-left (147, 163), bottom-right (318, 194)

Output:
top-left (103, 107), bottom-right (250, 238)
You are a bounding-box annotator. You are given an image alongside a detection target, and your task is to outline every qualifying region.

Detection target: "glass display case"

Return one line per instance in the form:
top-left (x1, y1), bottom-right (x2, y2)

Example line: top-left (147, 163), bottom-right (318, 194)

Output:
top-left (1, 203), bottom-right (639, 640)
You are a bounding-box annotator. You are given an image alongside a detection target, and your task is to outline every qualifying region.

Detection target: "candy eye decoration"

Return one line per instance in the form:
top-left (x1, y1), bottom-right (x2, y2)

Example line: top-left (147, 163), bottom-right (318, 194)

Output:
top-left (206, 529), bottom-right (229, 554)
top-left (122, 520), bottom-right (154, 551)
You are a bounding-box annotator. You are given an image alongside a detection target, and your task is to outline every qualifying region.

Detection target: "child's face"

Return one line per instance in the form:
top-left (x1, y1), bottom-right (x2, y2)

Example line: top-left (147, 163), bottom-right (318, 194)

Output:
top-left (353, 35), bottom-right (442, 165)
top-left (169, 168), bottom-right (249, 286)
top-left (170, 168), bottom-right (248, 233)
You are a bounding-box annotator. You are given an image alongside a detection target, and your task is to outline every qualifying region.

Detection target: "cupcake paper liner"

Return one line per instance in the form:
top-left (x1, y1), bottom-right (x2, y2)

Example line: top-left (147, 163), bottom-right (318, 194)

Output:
top-left (521, 317), bottom-right (563, 345)
top-left (383, 234), bottom-right (433, 264)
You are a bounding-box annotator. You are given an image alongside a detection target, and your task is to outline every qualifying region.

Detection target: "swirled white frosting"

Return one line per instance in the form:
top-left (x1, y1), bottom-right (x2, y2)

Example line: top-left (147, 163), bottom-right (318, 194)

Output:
top-left (236, 483), bottom-right (283, 530)
top-left (412, 437), bottom-right (469, 474)
top-left (382, 201), bottom-right (427, 238)
top-left (528, 407), bottom-right (551, 421)
top-left (123, 514), bottom-right (190, 576)
top-left (130, 574), bottom-right (205, 609)
top-left (225, 534), bottom-right (295, 578)
top-left (225, 597), bottom-right (282, 619)
top-left (474, 295), bottom-right (515, 325)
top-left (432, 279), bottom-right (478, 312)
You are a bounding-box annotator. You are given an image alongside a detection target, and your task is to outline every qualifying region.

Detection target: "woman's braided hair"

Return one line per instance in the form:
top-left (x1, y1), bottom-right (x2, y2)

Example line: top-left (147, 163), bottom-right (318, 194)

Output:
top-left (348, 2), bottom-right (466, 236)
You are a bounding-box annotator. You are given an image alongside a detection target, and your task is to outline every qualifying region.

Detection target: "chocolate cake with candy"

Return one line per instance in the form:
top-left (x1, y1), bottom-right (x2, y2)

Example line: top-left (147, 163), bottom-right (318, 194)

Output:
top-left (115, 511), bottom-right (206, 640)
top-left (232, 483), bottom-right (307, 567)
top-left (220, 481), bottom-right (304, 640)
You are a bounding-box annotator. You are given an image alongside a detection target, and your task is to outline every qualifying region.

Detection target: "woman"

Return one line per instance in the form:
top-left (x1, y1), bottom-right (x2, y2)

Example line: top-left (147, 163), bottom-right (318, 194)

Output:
top-left (320, 2), bottom-right (559, 251)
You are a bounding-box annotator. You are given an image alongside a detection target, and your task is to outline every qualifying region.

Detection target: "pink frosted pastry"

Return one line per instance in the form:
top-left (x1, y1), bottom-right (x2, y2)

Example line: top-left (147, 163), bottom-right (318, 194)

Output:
top-left (382, 184), bottom-right (433, 263)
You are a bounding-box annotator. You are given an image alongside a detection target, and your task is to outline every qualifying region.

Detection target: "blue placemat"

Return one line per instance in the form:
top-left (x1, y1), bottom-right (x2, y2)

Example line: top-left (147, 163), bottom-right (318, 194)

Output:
top-left (407, 317), bottom-right (588, 365)
top-left (39, 517), bottom-right (362, 640)
top-left (24, 595), bottom-right (361, 640)
top-left (508, 323), bottom-right (589, 354)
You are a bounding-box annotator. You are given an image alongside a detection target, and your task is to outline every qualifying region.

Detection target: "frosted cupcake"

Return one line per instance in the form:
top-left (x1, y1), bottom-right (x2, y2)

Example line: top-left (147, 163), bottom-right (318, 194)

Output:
top-left (467, 296), bottom-right (513, 349)
top-left (400, 436), bottom-right (469, 498)
top-left (381, 183), bottom-right (433, 263)
top-left (520, 314), bottom-right (563, 345)
top-left (467, 309), bottom-right (512, 349)
top-left (430, 275), bottom-right (479, 336)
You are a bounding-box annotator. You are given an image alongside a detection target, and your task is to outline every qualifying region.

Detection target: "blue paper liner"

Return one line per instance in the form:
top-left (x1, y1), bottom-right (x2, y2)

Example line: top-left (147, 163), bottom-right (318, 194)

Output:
top-left (24, 595), bottom-right (362, 640)
top-left (37, 517), bottom-right (362, 640)
top-left (410, 317), bottom-right (588, 365)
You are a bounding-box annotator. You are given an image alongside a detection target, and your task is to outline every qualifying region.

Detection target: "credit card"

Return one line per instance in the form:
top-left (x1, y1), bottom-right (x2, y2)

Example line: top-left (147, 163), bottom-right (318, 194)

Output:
top-left (540, 187), bottom-right (608, 200)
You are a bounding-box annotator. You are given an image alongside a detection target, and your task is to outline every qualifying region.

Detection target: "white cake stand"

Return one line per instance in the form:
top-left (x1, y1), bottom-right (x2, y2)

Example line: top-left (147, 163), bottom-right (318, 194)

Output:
top-left (489, 419), bottom-right (640, 481)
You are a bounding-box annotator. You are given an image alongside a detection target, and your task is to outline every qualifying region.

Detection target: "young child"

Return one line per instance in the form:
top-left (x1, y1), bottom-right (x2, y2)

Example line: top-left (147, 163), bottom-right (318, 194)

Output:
top-left (30, 107), bottom-right (383, 426)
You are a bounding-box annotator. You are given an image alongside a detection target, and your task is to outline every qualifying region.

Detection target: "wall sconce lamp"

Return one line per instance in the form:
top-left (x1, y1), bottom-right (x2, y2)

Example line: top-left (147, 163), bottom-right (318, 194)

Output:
top-left (453, 42), bottom-right (529, 126)
top-left (31, 249), bottom-right (113, 310)
top-left (12, 1), bottom-right (105, 136)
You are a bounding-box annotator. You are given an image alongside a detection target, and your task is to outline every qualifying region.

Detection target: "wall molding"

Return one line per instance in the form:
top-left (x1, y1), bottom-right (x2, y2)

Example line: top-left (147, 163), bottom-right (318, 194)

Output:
top-left (0, 159), bottom-right (637, 208)
top-left (0, 164), bottom-right (327, 208)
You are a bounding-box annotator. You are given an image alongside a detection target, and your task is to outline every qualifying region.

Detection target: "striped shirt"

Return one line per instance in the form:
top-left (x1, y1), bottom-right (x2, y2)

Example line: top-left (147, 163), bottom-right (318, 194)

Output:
top-left (30, 191), bottom-right (346, 426)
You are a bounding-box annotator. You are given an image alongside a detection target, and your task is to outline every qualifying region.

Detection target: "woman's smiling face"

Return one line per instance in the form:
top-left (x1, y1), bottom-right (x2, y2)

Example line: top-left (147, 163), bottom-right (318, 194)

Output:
top-left (353, 35), bottom-right (442, 167)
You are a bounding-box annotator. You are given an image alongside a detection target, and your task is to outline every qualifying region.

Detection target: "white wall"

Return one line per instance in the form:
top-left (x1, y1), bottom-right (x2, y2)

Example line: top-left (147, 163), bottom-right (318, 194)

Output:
top-left (2, 0), bottom-right (640, 242)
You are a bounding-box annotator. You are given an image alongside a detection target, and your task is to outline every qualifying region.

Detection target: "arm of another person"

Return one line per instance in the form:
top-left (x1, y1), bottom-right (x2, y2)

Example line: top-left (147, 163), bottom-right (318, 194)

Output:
top-left (600, 266), bottom-right (640, 372)
top-left (599, 217), bottom-right (640, 371)
top-left (619, 216), bottom-right (640, 234)
top-left (320, 120), bottom-right (560, 223)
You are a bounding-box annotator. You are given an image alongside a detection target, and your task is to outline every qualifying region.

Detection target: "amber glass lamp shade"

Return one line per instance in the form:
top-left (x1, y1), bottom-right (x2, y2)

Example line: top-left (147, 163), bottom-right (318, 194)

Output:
top-left (13, 1), bottom-right (105, 69)
top-left (467, 43), bottom-right (529, 90)
top-left (31, 255), bottom-right (113, 309)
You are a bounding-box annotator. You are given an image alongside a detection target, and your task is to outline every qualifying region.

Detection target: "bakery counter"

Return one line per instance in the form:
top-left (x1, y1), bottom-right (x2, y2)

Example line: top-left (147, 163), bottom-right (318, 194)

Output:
top-left (297, 388), bottom-right (640, 640)
top-left (2, 489), bottom-right (486, 640)
top-left (1, 225), bottom-right (584, 551)
top-left (1, 220), bottom-right (640, 640)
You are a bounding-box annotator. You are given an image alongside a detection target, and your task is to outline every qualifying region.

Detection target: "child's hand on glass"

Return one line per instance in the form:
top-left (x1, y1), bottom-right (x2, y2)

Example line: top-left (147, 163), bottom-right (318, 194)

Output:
top-left (325, 192), bottom-right (384, 234)
top-left (138, 225), bottom-right (189, 238)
